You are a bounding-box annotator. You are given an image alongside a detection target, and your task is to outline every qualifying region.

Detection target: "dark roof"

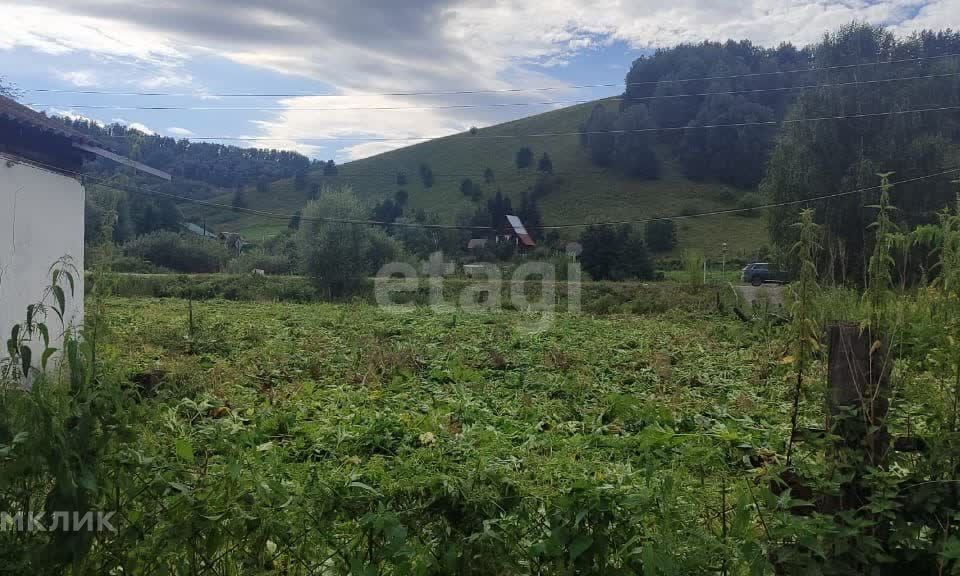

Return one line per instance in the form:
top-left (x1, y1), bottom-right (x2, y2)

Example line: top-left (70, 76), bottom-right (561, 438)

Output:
top-left (0, 95), bottom-right (98, 146)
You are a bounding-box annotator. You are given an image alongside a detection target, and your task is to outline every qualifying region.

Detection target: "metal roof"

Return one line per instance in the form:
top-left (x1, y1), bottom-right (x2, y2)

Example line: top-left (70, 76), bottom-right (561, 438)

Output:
top-left (0, 95), bottom-right (171, 180)
top-left (0, 95), bottom-right (98, 145)
top-left (505, 215), bottom-right (536, 247)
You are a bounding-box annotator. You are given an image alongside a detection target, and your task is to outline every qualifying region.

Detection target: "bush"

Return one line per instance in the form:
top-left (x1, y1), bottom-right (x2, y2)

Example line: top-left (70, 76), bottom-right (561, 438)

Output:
top-left (736, 192), bottom-right (765, 216)
top-left (226, 249), bottom-right (296, 275)
top-left (122, 231), bottom-right (229, 273)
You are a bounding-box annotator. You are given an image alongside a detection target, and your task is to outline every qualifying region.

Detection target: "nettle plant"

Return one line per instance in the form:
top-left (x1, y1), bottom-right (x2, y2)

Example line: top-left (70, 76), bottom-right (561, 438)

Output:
top-left (0, 258), bottom-right (130, 572)
top-left (1, 257), bottom-right (78, 382)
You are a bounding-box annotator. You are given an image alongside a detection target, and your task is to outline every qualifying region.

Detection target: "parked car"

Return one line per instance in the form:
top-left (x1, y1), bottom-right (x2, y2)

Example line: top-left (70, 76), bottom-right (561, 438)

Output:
top-left (741, 262), bottom-right (786, 286)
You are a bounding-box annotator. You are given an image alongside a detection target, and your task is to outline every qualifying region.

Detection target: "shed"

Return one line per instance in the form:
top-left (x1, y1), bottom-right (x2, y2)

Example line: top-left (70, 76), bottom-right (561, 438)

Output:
top-left (0, 95), bottom-right (169, 374)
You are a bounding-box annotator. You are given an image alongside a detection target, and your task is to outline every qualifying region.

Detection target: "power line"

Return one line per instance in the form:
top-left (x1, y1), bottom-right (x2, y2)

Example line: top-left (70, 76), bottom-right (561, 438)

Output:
top-left (11, 155), bottom-right (958, 233)
top-left (29, 72), bottom-right (960, 112)
top-left (537, 167), bottom-right (960, 229)
top-left (21, 52), bottom-right (960, 99)
top-left (7, 157), bottom-right (488, 230)
top-left (74, 103), bottom-right (960, 142)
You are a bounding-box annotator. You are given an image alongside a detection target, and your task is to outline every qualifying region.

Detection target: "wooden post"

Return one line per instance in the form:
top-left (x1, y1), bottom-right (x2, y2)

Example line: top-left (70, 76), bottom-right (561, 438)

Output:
top-left (825, 322), bottom-right (891, 509)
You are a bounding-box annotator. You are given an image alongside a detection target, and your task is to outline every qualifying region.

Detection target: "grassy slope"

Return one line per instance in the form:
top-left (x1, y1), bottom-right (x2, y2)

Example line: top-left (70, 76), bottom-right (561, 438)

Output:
top-left (190, 101), bottom-right (767, 258)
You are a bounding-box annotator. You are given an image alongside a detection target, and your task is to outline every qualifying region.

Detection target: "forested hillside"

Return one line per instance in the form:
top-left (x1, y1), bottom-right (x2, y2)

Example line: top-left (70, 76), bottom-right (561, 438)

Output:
top-left (193, 24), bottom-right (960, 264)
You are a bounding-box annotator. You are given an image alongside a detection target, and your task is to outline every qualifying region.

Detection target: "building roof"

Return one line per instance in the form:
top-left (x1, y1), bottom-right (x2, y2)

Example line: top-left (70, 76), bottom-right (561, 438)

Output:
top-left (0, 95), bottom-right (170, 180)
top-left (467, 238), bottom-right (488, 249)
top-left (505, 215), bottom-right (536, 247)
top-left (0, 95), bottom-right (99, 146)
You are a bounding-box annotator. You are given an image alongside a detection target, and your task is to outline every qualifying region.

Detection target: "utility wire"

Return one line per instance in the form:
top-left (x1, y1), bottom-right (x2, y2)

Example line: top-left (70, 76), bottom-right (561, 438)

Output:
top-left (29, 72), bottom-right (960, 112)
top-left (20, 52), bottom-right (960, 98)
top-left (8, 157), bottom-right (488, 230)
top-left (11, 156), bottom-right (958, 232)
top-left (71, 103), bottom-right (960, 142)
top-left (537, 167), bottom-right (960, 229)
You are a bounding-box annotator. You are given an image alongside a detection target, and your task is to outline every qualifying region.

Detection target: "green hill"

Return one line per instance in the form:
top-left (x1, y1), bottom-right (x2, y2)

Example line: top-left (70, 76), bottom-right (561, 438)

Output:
top-left (191, 100), bottom-right (767, 258)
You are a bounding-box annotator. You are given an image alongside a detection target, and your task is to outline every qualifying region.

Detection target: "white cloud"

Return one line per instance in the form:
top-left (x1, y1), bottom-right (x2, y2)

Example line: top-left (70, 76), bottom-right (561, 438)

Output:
top-left (5, 0), bottom-right (957, 160)
top-left (140, 71), bottom-right (194, 89)
top-left (46, 107), bottom-right (103, 125)
top-left (127, 122), bottom-right (154, 134)
top-left (167, 127), bottom-right (194, 136)
top-left (112, 117), bottom-right (155, 135)
top-left (54, 69), bottom-right (98, 87)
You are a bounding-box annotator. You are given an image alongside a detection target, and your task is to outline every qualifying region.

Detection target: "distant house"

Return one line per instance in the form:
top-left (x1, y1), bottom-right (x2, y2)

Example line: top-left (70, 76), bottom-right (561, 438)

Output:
top-left (504, 215), bottom-right (536, 251)
top-left (467, 238), bottom-right (488, 251)
top-left (0, 95), bottom-right (168, 373)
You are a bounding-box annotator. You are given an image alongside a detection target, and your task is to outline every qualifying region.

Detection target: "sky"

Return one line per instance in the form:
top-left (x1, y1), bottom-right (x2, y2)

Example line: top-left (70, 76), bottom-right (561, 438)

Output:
top-left (1, 0), bottom-right (958, 163)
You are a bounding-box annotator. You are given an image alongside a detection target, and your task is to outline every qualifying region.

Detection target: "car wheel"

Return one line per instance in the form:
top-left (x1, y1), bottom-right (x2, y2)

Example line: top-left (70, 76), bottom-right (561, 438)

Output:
top-left (751, 276), bottom-right (762, 286)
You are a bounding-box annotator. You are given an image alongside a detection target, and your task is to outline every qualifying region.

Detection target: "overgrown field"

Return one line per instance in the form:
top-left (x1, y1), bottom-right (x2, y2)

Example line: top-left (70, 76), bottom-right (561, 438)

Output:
top-left (3, 288), bottom-right (957, 574)
top-left (101, 297), bottom-right (793, 573)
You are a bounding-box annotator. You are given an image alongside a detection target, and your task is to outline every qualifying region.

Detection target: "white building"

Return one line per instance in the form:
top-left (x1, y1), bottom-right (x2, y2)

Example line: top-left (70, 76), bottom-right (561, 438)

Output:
top-left (0, 95), bottom-right (168, 375)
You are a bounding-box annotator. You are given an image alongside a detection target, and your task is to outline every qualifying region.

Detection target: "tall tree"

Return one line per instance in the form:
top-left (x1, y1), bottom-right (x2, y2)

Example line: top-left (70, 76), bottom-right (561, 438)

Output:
top-left (537, 153), bottom-right (553, 174)
top-left (515, 147), bottom-right (534, 169)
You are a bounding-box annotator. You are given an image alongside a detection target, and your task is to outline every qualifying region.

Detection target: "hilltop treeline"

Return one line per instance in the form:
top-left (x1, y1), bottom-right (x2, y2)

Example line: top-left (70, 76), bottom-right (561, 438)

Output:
top-left (583, 23), bottom-right (960, 281)
top-left (58, 118), bottom-right (315, 198)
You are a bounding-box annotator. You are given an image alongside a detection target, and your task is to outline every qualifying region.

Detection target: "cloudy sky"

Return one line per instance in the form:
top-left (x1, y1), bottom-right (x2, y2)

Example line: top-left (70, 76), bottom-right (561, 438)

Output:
top-left (1, 0), bottom-right (957, 162)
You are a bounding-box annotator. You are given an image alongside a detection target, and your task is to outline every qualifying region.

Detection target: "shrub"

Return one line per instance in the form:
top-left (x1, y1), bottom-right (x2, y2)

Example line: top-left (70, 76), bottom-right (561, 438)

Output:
top-left (122, 231), bottom-right (229, 273)
top-left (736, 192), bottom-right (765, 216)
top-left (226, 249), bottom-right (296, 275)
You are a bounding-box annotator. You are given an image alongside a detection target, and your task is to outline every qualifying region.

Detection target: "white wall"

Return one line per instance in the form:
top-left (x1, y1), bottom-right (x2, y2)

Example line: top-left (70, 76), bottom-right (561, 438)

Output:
top-left (0, 154), bottom-right (84, 370)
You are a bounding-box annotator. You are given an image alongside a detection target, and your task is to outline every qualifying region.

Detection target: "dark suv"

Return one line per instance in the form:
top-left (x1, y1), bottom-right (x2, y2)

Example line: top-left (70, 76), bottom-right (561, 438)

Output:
top-left (741, 262), bottom-right (785, 286)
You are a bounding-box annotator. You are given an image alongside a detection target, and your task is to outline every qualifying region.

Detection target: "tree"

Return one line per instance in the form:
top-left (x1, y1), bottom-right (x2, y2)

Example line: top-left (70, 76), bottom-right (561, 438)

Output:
top-left (395, 189), bottom-right (408, 206)
top-left (583, 104), bottom-right (617, 166)
top-left (644, 219), bottom-right (677, 252)
top-left (296, 188), bottom-right (400, 297)
top-left (763, 22), bottom-right (960, 281)
top-left (372, 198), bottom-right (403, 224)
top-left (460, 178), bottom-right (475, 197)
top-left (614, 104), bottom-right (660, 179)
top-left (579, 225), bottom-right (654, 281)
top-left (323, 160), bottom-right (338, 176)
top-left (515, 147), bottom-right (534, 169)
top-left (419, 163), bottom-right (435, 188)
top-left (679, 96), bottom-right (774, 187)
top-left (537, 153), bottom-right (553, 174)
top-left (483, 167), bottom-right (495, 184)
top-left (294, 169), bottom-right (308, 190)
top-left (310, 182), bottom-right (322, 200)
top-left (517, 191), bottom-right (543, 240)
top-left (232, 186), bottom-right (248, 211)
top-left (486, 190), bottom-right (514, 235)
top-left (256, 179), bottom-right (270, 194)
top-left (288, 210), bottom-right (302, 230)
top-left (157, 198), bottom-right (182, 231)
top-left (396, 171), bottom-right (407, 186)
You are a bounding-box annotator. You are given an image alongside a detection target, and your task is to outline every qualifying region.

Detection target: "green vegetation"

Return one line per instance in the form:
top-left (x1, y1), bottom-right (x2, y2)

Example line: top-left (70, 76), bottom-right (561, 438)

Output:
top-left (190, 101), bottom-right (767, 258)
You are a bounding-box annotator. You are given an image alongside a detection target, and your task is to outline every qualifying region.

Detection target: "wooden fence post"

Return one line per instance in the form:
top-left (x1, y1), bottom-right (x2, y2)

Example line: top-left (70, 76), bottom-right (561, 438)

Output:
top-left (825, 322), bottom-right (891, 510)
